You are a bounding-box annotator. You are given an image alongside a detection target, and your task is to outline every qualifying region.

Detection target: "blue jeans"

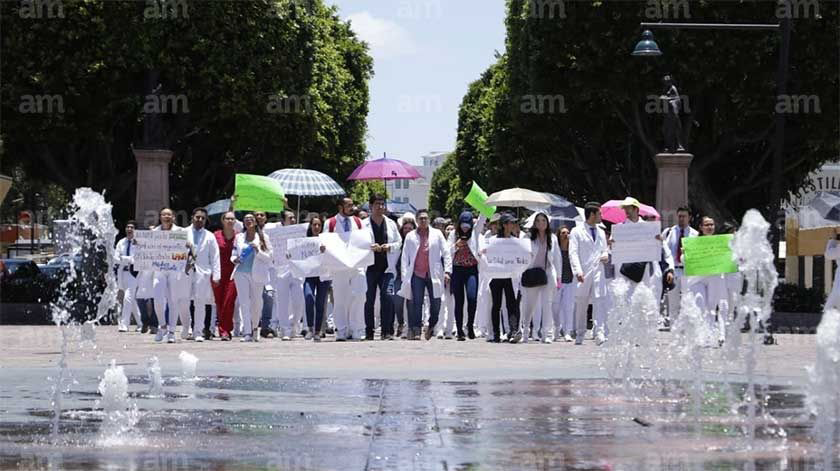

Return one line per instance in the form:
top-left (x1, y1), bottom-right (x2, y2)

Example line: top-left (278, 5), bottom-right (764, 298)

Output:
top-left (260, 288), bottom-right (273, 330)
top-left (410, 274), bottom-right (440, 330)
top-left (304, 277), bottom-right (331, 333)
top-left (451, 265), bottom-right (478, 335)
top-left (365, 269), bottom-right (395, 337)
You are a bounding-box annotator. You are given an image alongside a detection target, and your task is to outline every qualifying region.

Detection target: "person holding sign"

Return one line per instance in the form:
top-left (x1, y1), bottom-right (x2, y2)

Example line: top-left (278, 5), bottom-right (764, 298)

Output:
top-left (231, 214), bottom-right (274, 342)
top-left (364, 194), bottom-right (402, 340)
top-left (480, 213), bottom-right (524, 344)
top-left (683, 217), bottom-right (728, 346)
top-left (662, 207), bottom-right (699, 326)
top-left (448, 211), bottom-right (485, 341)
top-left (325, 197), bottom-right (366, 341)
top-left (299, 216), bottom-right (331, 342)
top-left (186, 207), bottom-right (221, 342)
top-left (272, 211), bottom-right (308, 341)
top-left (569, 203), bottom-right (610, 346)
top-left (520, 212), bottom-right (564, 344)
top-left (399, 209), bottom-right (453, 341)
top-left (151, 208), bottom-right (191, 344)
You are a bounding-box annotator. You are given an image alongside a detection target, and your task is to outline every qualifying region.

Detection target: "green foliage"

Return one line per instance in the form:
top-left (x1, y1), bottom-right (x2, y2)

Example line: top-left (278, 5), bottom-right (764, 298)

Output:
top-left (428, 153), bottom-right (464, 218)
top-left (773, 282), bottom-right (825, 313)
top-left (348, 180), bottom-right (386, 205)
top-left (454, 0), bottom-right (839, 223)
top-left (1, 0), bottom-right (373, 225)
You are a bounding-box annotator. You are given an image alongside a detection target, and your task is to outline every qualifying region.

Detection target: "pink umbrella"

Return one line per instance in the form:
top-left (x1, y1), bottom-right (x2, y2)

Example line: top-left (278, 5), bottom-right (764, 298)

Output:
top-left (600, 199), bottom-right (661, 224)
top-left (347, 154), bottom-right (421, 181)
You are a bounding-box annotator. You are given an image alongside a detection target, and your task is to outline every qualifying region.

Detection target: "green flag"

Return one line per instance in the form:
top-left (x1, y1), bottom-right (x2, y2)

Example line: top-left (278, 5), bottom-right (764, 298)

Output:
top-left (464, 182), bottom-right (496, 218)
top-left (234, 174), bottom-right (285, 213)
top-left (683, 234), bottom-right (738, 276)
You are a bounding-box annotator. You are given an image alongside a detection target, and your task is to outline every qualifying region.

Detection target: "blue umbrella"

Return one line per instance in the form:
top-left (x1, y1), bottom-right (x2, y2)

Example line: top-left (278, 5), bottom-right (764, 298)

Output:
top-left (527, 193), bottom-right (579, 220)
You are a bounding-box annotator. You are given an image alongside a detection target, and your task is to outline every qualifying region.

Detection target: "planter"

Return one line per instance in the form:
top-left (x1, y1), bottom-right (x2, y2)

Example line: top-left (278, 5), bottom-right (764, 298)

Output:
top-left (769, 311), bottom-right (823, 334)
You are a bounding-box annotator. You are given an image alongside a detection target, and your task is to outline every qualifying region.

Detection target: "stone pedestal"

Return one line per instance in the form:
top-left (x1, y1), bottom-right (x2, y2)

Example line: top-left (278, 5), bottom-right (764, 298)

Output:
top-left (134, 148), bottom-right (173, 228)
top-left (654, 152), bottom-right (693, 228)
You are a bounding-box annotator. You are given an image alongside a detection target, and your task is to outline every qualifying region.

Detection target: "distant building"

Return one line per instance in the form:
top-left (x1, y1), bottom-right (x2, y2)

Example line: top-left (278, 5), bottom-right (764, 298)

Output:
top-left (386, 151), bottom-right (450, 210)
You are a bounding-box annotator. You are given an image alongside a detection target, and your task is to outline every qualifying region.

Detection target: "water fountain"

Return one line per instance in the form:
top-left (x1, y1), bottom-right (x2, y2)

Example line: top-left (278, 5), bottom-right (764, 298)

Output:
top-left (806, 307), bottom-right (840, 468)
top-left (179, 351), bottom-right (198, 380)
top-left (95, 360), bottom-right (140, 447)
top-left (147, 356), bottom-right (164, 398)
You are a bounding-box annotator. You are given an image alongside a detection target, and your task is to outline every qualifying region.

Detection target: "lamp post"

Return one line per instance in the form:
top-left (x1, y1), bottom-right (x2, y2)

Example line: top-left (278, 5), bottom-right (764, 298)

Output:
top-left (632, 18), bottom-right (791, 259)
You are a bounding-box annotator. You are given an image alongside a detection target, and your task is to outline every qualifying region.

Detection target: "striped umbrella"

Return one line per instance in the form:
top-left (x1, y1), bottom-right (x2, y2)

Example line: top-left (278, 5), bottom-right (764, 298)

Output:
top-left (267, 168), bottom-right (345, 196)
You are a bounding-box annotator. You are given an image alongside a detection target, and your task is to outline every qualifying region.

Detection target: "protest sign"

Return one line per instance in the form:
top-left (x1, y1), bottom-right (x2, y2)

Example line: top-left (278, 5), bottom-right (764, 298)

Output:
top-left (133, 230), bottom-right (189, 272)
top-left (264, 223), bottom-right (309, 267)
top-left (319, 230), bottom-right (374, 272)
top-left (611, 221), bottom-right (662, 264)
top-left (683, 234), bottom-right (738, 276)
top-left (482, 237), bottom-right (531, 276)
top-left (234, 174), bottom-right (285, 213)
top-left (287, 237), bottom-right (323, 278)
top-left (464, 182), bottom-right (496, 218)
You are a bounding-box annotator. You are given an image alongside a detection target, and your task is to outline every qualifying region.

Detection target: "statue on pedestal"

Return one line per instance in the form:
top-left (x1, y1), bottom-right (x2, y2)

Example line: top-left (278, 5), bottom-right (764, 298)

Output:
top-left (660, 74), bottom-right (685, 153)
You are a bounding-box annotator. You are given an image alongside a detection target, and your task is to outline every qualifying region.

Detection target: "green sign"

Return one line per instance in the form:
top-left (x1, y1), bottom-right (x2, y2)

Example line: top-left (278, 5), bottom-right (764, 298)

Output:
top-left (683, 234), bottom-right (738, 276)
top-left (464, 181), bottom-right (496, 218)
top-left (234, 174), bottom-right (285, 213)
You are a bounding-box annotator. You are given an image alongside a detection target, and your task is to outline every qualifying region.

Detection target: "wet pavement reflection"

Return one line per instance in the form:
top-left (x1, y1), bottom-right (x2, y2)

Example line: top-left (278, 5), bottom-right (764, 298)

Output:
top-left (0, 374), bottom-right (832, 470)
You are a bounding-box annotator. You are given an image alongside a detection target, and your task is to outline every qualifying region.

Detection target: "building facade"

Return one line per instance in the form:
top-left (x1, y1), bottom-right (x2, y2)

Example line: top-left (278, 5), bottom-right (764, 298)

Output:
top-left (386, 151), bottom-right (450, 209)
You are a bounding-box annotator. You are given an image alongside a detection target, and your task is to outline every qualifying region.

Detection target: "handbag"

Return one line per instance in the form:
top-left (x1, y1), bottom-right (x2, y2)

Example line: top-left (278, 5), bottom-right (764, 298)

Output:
top-left (620, 262), bottom-right (647, 283)
top-left (521, 240), bottom-right (548, 288)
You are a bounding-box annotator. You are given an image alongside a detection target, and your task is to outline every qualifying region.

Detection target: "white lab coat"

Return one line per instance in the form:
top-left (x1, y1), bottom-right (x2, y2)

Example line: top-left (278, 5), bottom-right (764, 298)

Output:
top-left (114, 237), bottom-right (138, 290)
top-left (825, 239), bottom-right (840, 309)
top-left (368, 217), bottom-right (403, 275)
top-left (662, 224), bottom-right (699, 266)
top-left (568, 223), bottom-right (609, 299)
top-left (187, 227), bottom-right (221, 304)
top-left (231, 232), bottom-right (274, 284)
top-left (399, 227), bottom-right (453, 300)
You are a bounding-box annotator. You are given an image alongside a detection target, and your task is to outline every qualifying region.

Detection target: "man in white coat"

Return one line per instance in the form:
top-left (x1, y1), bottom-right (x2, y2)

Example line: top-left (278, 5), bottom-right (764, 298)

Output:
top-left (364, 194), bottom-right (402, 340)
top-left (824, 228), bottom-right (840, 310)
top-left (114, 220), bottom-right (142, 332)
top-left (151, 208), bottom-right (191, 343)
top-left (569, 202), bottom-right (610, 345)
top-left (326, 197), bottom-right (367, 341)
top-left (274, 210), bottom-right (307, 341)
top-left (662, 206), bottom-right (698, 326)
top-left (186, 208), bottom-right (221, 342)
top-left (399, 209), bottom-right (453, 340)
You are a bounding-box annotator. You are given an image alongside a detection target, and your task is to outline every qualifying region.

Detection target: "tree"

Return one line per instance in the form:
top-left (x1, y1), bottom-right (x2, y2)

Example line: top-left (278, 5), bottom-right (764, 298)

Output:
top-left (1, 0), bottom-right (373, 225)
top-left (348, 180), bottom-right (386, 206)
top-left (453, 0), bottom-right (839, 223)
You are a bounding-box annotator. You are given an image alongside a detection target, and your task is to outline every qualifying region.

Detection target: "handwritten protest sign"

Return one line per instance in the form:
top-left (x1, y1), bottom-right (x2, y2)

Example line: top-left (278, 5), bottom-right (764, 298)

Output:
top-left (234, 174), bottom-right (285, 213)
top-left (482, 237), bottom-right (531, 276)
top-left (319, 230), bottom-right (374, 272)
top-left (264, 223), bottom-right (308, 267)
top-left (133, 230), bottom-right (189, 272)
top-left (287, 237), bottom-right (323, 278)
top-left (464, 182), bottom-right (496, 218)
top-left (683, 234), bottom-right (738, 276)
top-left (611, 221), bottom-right (662, 264)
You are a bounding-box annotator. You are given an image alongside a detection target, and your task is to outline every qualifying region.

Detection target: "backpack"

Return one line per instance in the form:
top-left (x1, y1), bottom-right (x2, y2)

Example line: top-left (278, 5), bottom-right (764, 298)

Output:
top-left (327, 215), bottom-right (362, 232)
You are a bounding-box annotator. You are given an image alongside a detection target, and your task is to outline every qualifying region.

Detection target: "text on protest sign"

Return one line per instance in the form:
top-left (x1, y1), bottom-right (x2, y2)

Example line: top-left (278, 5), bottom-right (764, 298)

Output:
top-left (133, 230), bottom-right (189, 272)
top-left (683, 234), bottom-right (738, 276)
top-left (611, 221), bottom-right (662, 264)
top-left (286, 237), bottom-right (322, 278)
top-left (482, 237), bottom-right (532, 276)
top-left (319, 230), bottom-right (374, 272)
top-left (264, 223), bottom-right (309, 267)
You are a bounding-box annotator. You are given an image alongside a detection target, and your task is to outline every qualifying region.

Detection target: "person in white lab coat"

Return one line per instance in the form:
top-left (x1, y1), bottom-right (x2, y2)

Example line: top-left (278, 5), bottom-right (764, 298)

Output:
top-left (114, 220), bottom-right (142, 332)
top-left (231, 214), bottom-right (273, 342)
top-left (325, 197), bottom-right (367, 341)
top-left (150, 208), bottom-right (191, 343)
top-left (274, 210), bottom-right (307, 340)
top-left (186, 207), bottom-right (221, 342)
top-left (683, 216), bottom-right (727, 345)
top-left (569, 203), bottom-right (610, 345)
top-left (364, 194), bottom-right (403, 340)
top-left (398, 209), bottom-right (453, 340)
top-left (520, 212), bottom-right (564, 344)
top-left (662, 206), bottom-right (699, 326)
top-left (824, 227), bottom-right (840, 310)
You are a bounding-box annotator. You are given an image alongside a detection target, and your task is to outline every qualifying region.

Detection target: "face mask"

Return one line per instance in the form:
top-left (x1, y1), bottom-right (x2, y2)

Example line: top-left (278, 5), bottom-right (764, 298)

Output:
top-left (460, 223), bottom-right (471, 232)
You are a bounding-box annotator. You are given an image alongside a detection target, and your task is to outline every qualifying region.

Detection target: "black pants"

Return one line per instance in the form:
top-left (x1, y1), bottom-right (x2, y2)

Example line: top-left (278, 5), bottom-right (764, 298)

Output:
top-left (138, 299), bottom-right (158, 328)
top-left (490, 278), bottom-right (519, 339)
top-left (189, 301), bottom-right (213, 331)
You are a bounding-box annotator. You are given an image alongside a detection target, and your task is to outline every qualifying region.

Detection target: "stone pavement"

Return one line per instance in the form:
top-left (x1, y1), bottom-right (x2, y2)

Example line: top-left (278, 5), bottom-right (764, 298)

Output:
top-left (0, 326), bottom-right (817, 386)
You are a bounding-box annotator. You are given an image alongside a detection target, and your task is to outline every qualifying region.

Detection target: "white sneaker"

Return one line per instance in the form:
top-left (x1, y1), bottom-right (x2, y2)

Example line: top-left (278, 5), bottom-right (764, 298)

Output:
top-left (595, 332), bottom-right (606, 346)
top-left (166, 332), bottom-right (176, 343)
top-left (241, 335), bottom-right (254, 342)
top-left (118, 325), bottom-right (128, 333)
top-left (521, 336), bottom-right (529, 344)
top-left (281, 335), bottom-right (291, 341)
top-left (563, 334), bottom-right (573, 343)
top-left (304, 331), bottom-right (312, 340)
top-left (195, 336), bottom-right (204, 342)
top-left (542, 337), bottom-right (552, 344)
top-left (154, 328), bottom-right (166, 342)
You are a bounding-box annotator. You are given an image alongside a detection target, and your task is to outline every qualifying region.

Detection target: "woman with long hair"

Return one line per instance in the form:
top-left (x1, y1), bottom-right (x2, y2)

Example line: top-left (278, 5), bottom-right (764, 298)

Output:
top-left (448, 211), bottom-right (485, 340)
top-left (393, 214), bottom-right (416, 339)
top-left (551, 225), bottom-right (576, 342)
top-left (231, 214), bottom-right (273, 342)
top-left (302, 215), bottom-right (330, 342)
top-left (684, 216), bottom-right (727, 346)
top-left (520, 212), bottom-right (563, 343)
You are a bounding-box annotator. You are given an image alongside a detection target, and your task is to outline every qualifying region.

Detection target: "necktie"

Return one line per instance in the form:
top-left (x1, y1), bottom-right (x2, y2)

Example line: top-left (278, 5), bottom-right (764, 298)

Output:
top-left (126, 239), bottom-right (131, 256)
top-left (343, 217), bottom-right (350, 232)
top-left (589, 227), bottom-right (596, 242)
top-left (676, 228), bottom-right (684, 264)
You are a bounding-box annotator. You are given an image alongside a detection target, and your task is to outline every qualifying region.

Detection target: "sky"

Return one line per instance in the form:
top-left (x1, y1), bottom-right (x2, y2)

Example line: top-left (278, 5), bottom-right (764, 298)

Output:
top-left (324, 0), bottom-right (507, 165)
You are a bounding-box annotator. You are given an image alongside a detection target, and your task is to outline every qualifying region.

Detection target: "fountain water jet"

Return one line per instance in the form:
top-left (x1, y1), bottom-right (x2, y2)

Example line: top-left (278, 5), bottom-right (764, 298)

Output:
top-left (806, 308), bottom-right (840, 468)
